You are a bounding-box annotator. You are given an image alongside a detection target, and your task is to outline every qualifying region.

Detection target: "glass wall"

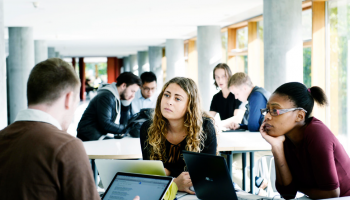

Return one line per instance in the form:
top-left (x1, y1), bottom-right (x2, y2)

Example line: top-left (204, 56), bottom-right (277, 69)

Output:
top-left (302, 9), bottom-right (312, 88)
top-left (328, 0), bottom-right (350, 150)
top-left (236, 26), bottom-right (248, 73)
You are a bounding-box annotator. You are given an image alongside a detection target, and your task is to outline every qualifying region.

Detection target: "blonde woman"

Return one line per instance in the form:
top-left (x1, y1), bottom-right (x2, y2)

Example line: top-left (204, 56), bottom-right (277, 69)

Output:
top-left (140, 77), bottom-right (217, 194)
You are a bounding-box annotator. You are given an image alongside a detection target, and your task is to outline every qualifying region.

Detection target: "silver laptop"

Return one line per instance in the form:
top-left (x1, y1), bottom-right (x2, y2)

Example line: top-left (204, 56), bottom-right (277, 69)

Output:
top-left (102, 172), bottom-right (173, 200)
top-left (96, 160), bottom-right (166, 188)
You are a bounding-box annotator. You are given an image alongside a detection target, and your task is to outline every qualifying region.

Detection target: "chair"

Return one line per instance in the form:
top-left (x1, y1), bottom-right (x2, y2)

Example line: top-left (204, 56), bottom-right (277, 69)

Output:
top-left (255, 155), bottom-right (278, 197)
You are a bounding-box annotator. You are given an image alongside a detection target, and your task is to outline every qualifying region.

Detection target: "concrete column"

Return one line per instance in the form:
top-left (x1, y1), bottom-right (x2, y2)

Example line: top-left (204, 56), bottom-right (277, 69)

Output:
top-left (129, 54), bottom-right (138, 76)
top-left (123, 56), bottom-right (130, 72)
top-left (55, 51), bottom-right (60, 58)
top-left (34, 40), bottom-right (48, 64)
top-left (197, 26), bottom-right (222, 111)
top-left (0, 0), bottom-right (7, 128)
top-left (263, 0), bottom-right (303, 92)
top-left (48, 47), bottom-right (55, 58)
top-left (8, 27), bottom-right (34, 123)
top-left (149, 46), bottom-right (163, 92)
top-left (165, 39), bottom-right (185, 82)
top-left (137, 51), bottom-right (149, 75)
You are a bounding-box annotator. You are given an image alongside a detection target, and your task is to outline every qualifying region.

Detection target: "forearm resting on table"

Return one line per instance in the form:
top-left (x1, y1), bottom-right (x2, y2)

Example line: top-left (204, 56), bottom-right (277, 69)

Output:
top-left (300, 188), bottom-right (340, 199)
top-left (220, 110), bottom-right (245, 127)
top-left (272, 145), bottom-right (293, 186)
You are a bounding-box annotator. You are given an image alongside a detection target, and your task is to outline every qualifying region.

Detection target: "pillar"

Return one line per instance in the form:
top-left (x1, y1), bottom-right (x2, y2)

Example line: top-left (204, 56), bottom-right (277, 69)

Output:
top-left (263, 0), bottom-right (303, 92)
top-left (34, 40), bottom-right (48, 64)
top-left (8, 27), bottom-right (35, 123)
top-left (79, 57), bottom-right (85, 101)
top-left (129, 54), bottom-right (138, 76)
top-left (197, 26), bottom-right (222, 111)
top-left (55, 51), bottom-right (60, 58)
top-left (123, 56), bottom-right (130, 72)
top-left (149, 46), bottom-right (163, 93)
top-left (137, 51), bottom-right (149, 75)
top-left (72, 57), bottom-right (76, 70)
top-left (165, 39), bottom-right (185, 82)
top-left (0, 0), bottom-right (7, 128)
top-left (48, 47), bottom-right (55, 58)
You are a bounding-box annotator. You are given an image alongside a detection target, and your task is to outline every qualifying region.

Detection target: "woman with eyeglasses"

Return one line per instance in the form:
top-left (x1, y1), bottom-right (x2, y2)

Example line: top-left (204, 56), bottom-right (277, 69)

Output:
top-left (260, 82), bottom-right (350, 199)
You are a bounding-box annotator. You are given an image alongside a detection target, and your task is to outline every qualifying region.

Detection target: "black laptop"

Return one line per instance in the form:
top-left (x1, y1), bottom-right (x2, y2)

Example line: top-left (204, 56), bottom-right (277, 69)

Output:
top-left (183, 151), bottom-right (238, 200)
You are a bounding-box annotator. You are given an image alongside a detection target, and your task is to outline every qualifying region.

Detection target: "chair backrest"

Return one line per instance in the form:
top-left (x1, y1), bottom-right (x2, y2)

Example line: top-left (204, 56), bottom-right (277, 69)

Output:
top-left (255, 155), bottom-right (277, 197)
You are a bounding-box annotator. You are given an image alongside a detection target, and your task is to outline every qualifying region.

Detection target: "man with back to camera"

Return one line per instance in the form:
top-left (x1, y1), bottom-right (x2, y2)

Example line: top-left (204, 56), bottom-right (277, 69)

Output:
top-left (131, 71), bottom-right (158, 114)
top-left (77, 72), bottom-right (142, 141)
top-left (228, 72), bottom-right (271, 131)
top-left (0, 58), bottom-right (140, 200)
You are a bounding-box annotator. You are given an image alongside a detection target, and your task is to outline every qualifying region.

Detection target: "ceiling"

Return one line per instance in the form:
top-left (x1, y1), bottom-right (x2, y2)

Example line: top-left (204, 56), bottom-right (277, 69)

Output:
top-left (3, 0), bottom-right (263, 57)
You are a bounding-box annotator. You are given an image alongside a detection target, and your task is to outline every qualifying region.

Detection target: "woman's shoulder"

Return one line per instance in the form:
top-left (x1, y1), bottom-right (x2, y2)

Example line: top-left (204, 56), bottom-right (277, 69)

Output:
top-left (213, 90), bottom-right (223, 99)
top-left (140, 119), bottom-right (153, 138)
top-left (304, 117), bottom-right (335, 141)
top-left (202, 117), bottom-right (216, 135)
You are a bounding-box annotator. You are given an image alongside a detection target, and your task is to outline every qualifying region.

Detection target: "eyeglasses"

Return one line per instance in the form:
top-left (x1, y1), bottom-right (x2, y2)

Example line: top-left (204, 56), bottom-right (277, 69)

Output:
top-left (260, 108), bottom-right (307, 116)
top-left (142, 87), bottom-right (156, 92)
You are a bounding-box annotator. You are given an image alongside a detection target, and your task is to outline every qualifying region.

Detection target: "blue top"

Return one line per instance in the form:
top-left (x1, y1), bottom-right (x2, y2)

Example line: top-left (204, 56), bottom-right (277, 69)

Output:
top-left (240, 91), bottom-right (267, 131)
top-left (131, 90), bottom-right (157, 114)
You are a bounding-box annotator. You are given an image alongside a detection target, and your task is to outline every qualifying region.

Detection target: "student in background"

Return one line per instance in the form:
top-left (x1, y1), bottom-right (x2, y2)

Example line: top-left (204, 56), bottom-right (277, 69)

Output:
top-left (228, 72), bottom-right (270, 131)
top-left (140, 77), bottom-right (218, 194)
top-left (0, 58), bottom-right (100, 200)
top-left (131, 71), bottom-right (158, 114)
top-left (77, 72), bottom-right (141, 141)
top-left (260, 82), bottom-right (350, 199)
top-left (209, 63), bottom-right (245, 129)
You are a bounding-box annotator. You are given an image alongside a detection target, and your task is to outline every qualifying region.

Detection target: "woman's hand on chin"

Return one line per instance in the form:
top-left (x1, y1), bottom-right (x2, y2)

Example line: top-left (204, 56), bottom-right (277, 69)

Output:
top-left (173, 172), bottom-right (195, 195)
top-left (260, 122), bottom-right (285, 148)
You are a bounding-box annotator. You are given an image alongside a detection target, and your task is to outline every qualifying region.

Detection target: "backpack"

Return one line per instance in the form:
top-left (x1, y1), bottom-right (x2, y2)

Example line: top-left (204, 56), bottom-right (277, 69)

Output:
top-left (123, 108), bottom-right (154, 138)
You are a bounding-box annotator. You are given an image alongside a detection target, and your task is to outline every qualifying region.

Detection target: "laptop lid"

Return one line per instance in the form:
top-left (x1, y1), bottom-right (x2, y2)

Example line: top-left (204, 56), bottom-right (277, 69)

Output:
top-left (183, 151), bottom-right (238, 200)
top-left (102, 172), bottom-right (173, 200)
top-left (96, 160), bottom-right (166, 188)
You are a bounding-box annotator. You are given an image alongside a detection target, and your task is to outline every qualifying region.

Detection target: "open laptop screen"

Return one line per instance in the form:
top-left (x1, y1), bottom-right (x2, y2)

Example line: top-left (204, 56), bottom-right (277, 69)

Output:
top-left (102, 172), bottom-right (173, 200)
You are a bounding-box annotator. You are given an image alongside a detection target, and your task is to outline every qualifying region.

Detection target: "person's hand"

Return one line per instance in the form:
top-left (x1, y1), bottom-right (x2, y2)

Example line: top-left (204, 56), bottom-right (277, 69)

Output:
top-left (173, 172), bottom-right (195, 195)
top-left (228, 122), bottom-right (240, 130)
top-left (133, 196), bottom-right (140, 200)
top-left (259, 121), bottom-right (285, 147)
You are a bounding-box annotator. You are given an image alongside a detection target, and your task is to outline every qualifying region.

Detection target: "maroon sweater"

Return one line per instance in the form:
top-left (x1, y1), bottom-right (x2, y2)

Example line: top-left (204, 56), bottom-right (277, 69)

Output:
top-left (276, 117), bottom-right (350, 199)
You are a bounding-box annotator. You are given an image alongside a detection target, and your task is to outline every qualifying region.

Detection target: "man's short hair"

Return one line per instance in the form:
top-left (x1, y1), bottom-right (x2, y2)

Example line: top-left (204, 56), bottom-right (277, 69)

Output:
top-left (228, 72), bottom-right (253, 88)
top-left (116, 72), bottom-right (142, 87)
top-left (27, 58), bottom-right (80, 106)
top-left (140, 71), bottom-right (157, 85)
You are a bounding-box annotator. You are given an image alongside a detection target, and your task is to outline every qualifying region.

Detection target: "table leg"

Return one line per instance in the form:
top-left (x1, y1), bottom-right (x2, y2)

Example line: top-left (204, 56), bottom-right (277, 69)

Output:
top-left (226, 151), bottom-right (233, 178)
top-left (242, 152), bottom-right (247, 191)
top-left (91, 159), bottom-right (98, 188)
top-left (250, 152), bottom-right (255, 194)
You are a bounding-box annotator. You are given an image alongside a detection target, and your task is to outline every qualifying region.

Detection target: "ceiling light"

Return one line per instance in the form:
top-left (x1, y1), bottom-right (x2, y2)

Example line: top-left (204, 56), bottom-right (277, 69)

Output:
top-left (32, 2), bottom-right (39, 8)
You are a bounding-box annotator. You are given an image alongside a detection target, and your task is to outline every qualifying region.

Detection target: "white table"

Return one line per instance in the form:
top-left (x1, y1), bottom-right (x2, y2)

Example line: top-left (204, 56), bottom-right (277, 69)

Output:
top-left (83, 132), bottom-right (271, 193)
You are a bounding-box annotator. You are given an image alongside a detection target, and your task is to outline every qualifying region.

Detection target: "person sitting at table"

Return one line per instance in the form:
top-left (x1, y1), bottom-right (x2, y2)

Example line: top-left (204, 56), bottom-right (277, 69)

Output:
top-left (131, 71), bottom-right (158, 114)
top-left (209, 63), bottom-right (245, 129)
top-left (260, 82), bottom-right (350, 199)
top-left (140, 77), bottom-right (218, 194)
top-left (228, 72), bottom-right (270, 131)
top-left (77, 72), bottom-right (141, 141)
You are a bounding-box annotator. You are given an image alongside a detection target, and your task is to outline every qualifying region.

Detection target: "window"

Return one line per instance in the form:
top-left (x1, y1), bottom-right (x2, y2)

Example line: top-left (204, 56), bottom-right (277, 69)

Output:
top-left (328, 0), bottom-right (350, 149)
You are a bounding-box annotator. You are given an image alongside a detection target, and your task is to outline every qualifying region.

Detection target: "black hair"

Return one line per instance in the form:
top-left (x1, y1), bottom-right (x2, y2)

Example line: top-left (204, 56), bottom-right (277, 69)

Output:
top-left (140, 71), bottom-right (157, 85)
top-left (274, 82), bottom-right (328, 119)
top-left (116, 72), bottom-right (142, 87)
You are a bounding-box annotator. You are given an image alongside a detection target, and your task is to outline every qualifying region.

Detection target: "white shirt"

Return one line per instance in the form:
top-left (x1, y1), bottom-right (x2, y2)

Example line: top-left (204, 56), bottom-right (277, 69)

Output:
top-left (131, 90), bottom-right (157, 114)
top-left (14, 109), bottom-right (62, 130)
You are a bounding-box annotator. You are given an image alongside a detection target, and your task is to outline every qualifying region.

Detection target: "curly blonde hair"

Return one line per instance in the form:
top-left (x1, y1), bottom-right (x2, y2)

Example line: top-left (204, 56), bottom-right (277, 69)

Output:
top-left (147, 77), bottom-right (216, 161)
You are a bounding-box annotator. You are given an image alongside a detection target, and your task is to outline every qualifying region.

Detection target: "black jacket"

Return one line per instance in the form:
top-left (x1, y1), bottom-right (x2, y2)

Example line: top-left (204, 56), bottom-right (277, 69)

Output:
top-left (77, 90), bottom-right (125, 141)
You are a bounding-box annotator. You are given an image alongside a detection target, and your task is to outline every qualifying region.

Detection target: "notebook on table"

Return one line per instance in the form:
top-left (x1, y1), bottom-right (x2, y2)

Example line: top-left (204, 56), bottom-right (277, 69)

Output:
top-left (96, 159), bottom-right (166, 188)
